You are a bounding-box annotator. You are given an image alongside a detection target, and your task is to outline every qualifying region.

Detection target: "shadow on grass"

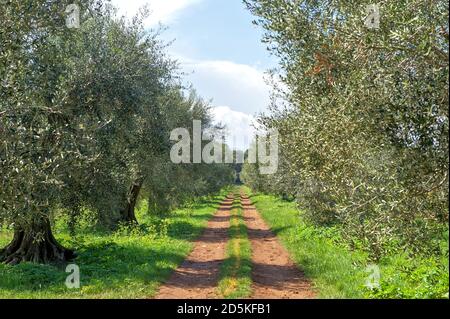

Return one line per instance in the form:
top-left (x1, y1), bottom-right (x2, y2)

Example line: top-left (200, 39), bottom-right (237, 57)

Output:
top-left (167, 221), bottom-right (206, 241)
top-left (192, 200), bottom-right (223, 207)
top-left (0, 241), bottom-right (187, 295)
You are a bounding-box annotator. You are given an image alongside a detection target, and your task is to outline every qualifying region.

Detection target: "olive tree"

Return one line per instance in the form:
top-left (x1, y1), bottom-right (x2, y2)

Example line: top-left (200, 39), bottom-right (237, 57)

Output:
top-left (0, 0), bottom-right (100, 264)
top-left (0, 0), bottom-right (173, 263)
top-left (244, 0), bottom-right (448, 257)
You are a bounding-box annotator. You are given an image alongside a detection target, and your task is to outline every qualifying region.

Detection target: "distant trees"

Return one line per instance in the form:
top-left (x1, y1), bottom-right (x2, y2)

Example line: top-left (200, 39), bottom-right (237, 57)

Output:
top-left (0, 0), bottom-right (234, 264)
top-left (243, 0), bottom-right (448, 258)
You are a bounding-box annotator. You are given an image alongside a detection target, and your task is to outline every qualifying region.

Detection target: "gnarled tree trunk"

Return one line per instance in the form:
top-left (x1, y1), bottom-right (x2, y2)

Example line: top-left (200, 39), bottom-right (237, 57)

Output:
top-left (0, 217), bottom-right (75, 265)
top-left (119, 176), bottom-right (145, 224)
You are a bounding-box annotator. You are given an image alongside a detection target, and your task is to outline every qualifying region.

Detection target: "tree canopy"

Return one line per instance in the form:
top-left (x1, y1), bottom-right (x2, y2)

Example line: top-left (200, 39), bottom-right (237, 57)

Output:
top-left (242, 0), bottom-right (449, 258)
top-left (0, 0), bottom-right (235, 264)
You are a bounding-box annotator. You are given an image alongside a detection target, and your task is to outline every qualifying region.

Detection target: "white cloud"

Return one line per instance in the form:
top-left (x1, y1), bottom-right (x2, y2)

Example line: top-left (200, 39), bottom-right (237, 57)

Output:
top-left (169, 56), bottom-right (273, 150)
top-left (179, 58), bottom-right (272, 116)
top-left (211, 106), bottom-right (259, 151)
top-left (110, 0), bottom-right (203, 27)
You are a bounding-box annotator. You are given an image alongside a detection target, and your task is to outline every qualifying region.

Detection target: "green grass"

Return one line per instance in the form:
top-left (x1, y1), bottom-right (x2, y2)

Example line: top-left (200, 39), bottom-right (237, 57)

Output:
top-left (367, 251), bottom-right (449, 299)
top-left (217, 189), bottom-right (252, 299)
top-left (243, 186), bottom-right (449, 299)
top-left (0, 188), bottom-right (230, 299)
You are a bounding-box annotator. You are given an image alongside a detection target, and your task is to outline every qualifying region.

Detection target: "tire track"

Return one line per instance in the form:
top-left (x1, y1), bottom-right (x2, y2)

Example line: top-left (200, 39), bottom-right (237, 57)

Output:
top-left (155, 195), bottom-right (233, 299)
top-left (241, 195), bottom-right (316, 299)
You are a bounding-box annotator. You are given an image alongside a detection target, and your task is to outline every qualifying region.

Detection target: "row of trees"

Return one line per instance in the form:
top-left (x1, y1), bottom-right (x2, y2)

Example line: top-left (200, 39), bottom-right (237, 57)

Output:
top-left (0, 0), bottom-right (235, 264)
top-left (242, 0), bottom-right (448, 258)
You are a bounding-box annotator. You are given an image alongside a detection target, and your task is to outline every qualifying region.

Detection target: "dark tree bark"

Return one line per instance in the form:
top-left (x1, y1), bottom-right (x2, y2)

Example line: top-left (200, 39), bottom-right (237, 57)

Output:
top-left (0, 217), bottom-right (75, 265)
top-left (119, 176), bottom-right (145, 224)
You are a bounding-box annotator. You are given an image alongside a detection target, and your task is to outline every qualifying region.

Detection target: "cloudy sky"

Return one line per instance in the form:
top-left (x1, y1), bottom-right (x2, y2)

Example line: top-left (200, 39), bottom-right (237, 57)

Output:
top-left (110, 0), bottom-right (276, 150)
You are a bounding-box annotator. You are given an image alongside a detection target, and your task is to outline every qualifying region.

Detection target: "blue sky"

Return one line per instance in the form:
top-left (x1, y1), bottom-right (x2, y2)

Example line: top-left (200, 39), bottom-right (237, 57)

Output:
top-left (111, 0), bottom-right (277, 149)
top-left (162, 0), bottom-right (274, 66)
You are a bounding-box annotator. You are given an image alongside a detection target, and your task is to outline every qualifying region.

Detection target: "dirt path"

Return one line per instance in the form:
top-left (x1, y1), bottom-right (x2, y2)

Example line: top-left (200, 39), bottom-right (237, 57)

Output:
top-left (155, 193), bottom-right (315, 299)
top-left (155, 195), bottom-right (233, 299)
top-left (241, 195), bottom-right (315, 299)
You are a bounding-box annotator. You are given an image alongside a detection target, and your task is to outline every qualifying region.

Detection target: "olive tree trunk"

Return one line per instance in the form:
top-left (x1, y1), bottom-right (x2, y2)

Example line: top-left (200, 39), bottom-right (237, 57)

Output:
top-left (0, 217), bottom-right (75, 265)
top-left (119, 176), bottom-right (145, 224)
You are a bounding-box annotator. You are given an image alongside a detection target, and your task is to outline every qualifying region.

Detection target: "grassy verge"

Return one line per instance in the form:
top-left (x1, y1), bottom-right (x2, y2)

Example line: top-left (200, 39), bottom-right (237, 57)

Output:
top-left (217, 191), bottom-right (252, 299)
top-left (243, 186), bottom-right (449, 299)
top-left (243, 187), bottom-right (368, 298)
top-left (0, 188), bottom-right (230, 299)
